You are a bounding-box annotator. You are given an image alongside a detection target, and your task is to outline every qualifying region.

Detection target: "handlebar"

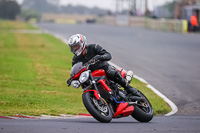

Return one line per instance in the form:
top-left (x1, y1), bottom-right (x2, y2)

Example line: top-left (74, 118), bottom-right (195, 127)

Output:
top-left (84, 58), bottom-right (99, 68)
top-left (67, 58), bottom-right (99, 86)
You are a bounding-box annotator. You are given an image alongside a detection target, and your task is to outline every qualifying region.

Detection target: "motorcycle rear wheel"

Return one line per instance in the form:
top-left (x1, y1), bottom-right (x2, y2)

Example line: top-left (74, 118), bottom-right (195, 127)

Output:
top-left (82, 91), bottom-right (112, 123)
top-left (131, 90), bottom-right (153, 122)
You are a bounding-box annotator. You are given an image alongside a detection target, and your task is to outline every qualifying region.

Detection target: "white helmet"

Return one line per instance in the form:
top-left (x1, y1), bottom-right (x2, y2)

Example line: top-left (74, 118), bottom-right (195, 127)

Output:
top-left (68, 34), bottom-right (87, 56)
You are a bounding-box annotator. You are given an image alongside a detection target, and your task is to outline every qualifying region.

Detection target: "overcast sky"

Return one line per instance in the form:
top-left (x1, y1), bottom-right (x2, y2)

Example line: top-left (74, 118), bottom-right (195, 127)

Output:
top-left (17, 0), bottom-right (174, 12)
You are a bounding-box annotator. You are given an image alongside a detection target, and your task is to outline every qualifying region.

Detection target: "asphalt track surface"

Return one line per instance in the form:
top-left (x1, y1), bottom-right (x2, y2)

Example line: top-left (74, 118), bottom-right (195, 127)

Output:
top-left (1, 116), bottom-right (200, 133)
top-left (39, 23), bottom-right (200, 115)
top-left (2, 23), bottom-right (198, 133)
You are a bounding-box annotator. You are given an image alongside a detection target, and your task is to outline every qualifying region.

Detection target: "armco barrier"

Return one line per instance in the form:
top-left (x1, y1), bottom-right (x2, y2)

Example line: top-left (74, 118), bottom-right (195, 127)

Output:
top-left (101, 16), bottom-right (188, 33)
top-left (145, 18), bottom-right (188, 33)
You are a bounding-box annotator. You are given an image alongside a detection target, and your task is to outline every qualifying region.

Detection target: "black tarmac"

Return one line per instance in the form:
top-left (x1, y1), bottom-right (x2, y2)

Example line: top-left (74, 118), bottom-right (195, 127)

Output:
top-left (1, 116), bottom-right (200, 133)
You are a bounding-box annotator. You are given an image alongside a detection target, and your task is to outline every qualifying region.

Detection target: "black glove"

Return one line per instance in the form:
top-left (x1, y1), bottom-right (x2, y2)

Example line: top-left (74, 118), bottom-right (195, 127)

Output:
top-left (67, 78), bottom-right (72, 87)
top-left (93, 55), bottom-right (102, 61)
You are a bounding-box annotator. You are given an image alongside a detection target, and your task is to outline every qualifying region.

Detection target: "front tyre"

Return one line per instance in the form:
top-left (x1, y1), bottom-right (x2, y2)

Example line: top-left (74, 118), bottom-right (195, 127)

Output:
top-left (82, 92), bottom-right (112, 123)
top-left (131, 90), bottom-right (153, 122)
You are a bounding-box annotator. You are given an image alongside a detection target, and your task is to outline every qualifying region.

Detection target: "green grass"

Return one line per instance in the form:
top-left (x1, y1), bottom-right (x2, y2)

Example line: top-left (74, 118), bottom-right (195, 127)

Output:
top-left (0, 20), bottom-right (37, 29)
top-left (0, 21), bottom-right (171, 116)
top-left (0, 32), bottom-right (85, 116)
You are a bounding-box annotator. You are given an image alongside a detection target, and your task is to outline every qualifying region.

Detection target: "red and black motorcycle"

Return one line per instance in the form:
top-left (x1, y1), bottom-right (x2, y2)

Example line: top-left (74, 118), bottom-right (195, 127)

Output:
top-left (67, 59), bottom-right (153, 123)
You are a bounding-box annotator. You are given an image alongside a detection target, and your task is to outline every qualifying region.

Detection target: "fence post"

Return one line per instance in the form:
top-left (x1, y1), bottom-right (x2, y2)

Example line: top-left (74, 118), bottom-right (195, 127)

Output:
top-left (182, 20), bottom-right (188, 33)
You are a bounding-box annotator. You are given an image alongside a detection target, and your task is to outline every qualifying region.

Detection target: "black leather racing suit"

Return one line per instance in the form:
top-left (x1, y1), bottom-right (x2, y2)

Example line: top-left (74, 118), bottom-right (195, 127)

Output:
top-left (72, 44), bottom-right (138, 94)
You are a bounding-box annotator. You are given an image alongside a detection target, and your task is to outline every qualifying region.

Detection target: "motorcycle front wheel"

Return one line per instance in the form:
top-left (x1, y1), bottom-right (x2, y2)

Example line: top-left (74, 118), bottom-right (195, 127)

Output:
top-left (131, 90), bottom-right (154, 122)
top-left (82, 91), bottom-right (112, 123)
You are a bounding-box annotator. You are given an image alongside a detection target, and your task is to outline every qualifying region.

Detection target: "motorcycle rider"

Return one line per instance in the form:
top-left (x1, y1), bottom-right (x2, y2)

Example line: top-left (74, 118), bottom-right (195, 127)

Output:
top-left (68, 34), bottom-right (142, 98)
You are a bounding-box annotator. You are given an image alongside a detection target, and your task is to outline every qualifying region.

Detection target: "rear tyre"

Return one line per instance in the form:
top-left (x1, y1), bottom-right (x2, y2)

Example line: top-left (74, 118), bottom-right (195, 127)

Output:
top-left (131, 90), bottom-right (153, 122)
top-left (82, 92), bottom-right (112, 123)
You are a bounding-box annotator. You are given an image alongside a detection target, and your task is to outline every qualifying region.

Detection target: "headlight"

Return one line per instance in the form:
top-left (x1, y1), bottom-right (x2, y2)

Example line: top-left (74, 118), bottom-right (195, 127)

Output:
top-left (79, 70), bottom-right (90, 83)
top-left (71, 80), bottom-right (80, 88)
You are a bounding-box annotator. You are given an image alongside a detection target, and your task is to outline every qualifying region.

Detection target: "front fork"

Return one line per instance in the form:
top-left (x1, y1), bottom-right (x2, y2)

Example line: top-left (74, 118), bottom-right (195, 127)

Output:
top-left (83, 71), bottom-right (104, 104)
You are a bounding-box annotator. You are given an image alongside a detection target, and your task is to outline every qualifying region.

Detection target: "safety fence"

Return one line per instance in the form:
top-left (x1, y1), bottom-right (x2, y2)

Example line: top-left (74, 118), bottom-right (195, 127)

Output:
top-left (41, 14), bottom-right (188, 33)
top-left (145, 18), bottom-right (188, 33)
top-left (102, 16), bottom-right (188, 33)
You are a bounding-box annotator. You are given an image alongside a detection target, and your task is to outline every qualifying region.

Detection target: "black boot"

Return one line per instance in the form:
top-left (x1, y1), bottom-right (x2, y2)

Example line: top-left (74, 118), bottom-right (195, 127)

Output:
top-left (125, 84), bottom-right (140, 96)
top-left (107, 69), bottom-right (143, 99)
top-left (113, 71), bottom-right (141, 97)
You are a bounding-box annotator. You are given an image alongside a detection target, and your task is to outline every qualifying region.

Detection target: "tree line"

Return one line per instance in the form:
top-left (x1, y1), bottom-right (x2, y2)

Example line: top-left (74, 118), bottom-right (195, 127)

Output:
top-left (0, 0), bottom-right (107, 21)
top-left (0, 0), bottom-right (20, 20)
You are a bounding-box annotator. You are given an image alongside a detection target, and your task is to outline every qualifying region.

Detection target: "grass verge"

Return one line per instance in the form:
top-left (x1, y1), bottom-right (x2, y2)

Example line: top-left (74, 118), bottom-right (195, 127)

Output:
top-left (0, 20), bottom-right (37, 29)
top-left (0, 21), bottom-right (171, 116)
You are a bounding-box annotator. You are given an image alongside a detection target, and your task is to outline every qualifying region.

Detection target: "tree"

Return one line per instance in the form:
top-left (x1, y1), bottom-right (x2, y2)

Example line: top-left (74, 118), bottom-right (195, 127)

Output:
top-left (0, 0), bottom-right (21, 20)
top-left (164, 1), bottom-right (176, 18)
top-left (20, 9), bottom-right (41, 22)
top-left (22, 0), bottom-right (59, 13)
